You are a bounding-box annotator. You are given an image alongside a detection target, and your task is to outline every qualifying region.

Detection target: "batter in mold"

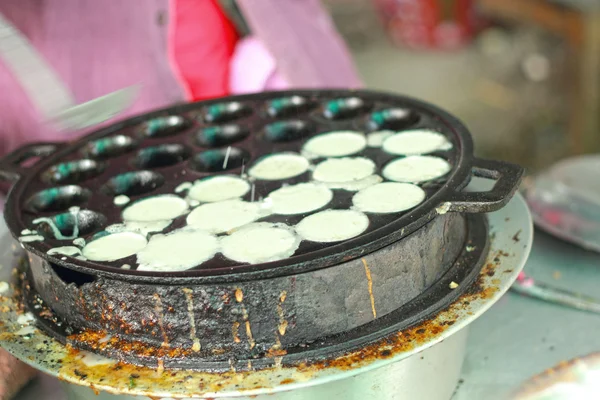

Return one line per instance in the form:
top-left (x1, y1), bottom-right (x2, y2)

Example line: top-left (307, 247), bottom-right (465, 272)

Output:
top-left (136, 228), bottom-right (219, 272)
top-left (82, 232), bottom-right (147, 262)
top-left (187, 175), bottom-right (250, 203)
top-left (248, 153), bottom-right (309, 180)
top-left (266, 182), bottom-right (333, 215)
top-left (186, 199), bottom-right (269, 233)
top-left (353, 182), bottom-right (426, 213)
top-left (220, 223), bottom-right (300, 264)
top-left (313, 157), bottom-right (375, 184)
top-left (122, 194), bottom-right (188, 222)
top-left (383, 155), bottom-right (451, 183)
top-left (382, 129), bottom-right (452, 155)
top-left (303, 131), bottom-right (367, 157)
top-left (296, 209), bottom-right (369, 243)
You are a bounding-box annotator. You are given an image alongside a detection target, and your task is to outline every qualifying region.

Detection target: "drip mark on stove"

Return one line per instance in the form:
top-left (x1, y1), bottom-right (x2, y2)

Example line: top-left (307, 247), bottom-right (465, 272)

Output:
top-left (182, 288), bottom-right (201, 352)
top-left (362, 258), bottom-right (377, 319)
top-left (244, 314), bottom-right (255, 350)
top-left (152, 293), bottom-right (169, 348)
top-left (232, 321), bottom-right (241, 343)
top-left (235, 288), bottom-right (243, 303)
top-left (233, 288), bottom-right (255, 349)
top-left (274, 356), bottom-right (283, 369)
top-left (277, 291), bottom-right (288, 336)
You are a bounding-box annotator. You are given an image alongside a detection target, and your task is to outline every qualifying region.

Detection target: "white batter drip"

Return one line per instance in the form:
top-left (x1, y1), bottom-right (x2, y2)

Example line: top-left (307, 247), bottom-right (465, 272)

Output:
top-left (19, 235), bottom-right (44, 243)
top-left (186, 199), bottom-right (269, 233)
top-left (366, 130), bottom-right (394, 147)
top-left (382, 130), bottom-right (452, 155)
top-left (303, 131), bottom-right (367, 157)
top-left (383, 156), bottom-right (451, 183)
top-left (296, 209), bottom-right (369, 243)
top-left (114, 195), bottom-right (130, 206)
top-left (122, 195), bottom-right (188, 222)
top-left (220, 223), bottom-right (300, 264)
top-left (47, 246), bottom-right (83, 257)
top-left (266, 183), bottom-right (333, 215)
top-left (248, 153), bottom-right (309, 180)
top-left (136, 228), bottom-right (219, 272)
top-left (82, 232), bottom-right (147, 262)
top-left (353, 182), bottom-right (426, 213)
top-left (188, 176), bottom-right (250, 203)
top-left (313, 157), bottom-right (375, 183)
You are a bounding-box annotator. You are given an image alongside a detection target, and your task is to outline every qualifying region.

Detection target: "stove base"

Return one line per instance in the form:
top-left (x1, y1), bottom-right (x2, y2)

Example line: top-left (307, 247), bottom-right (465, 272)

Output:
top-left (62, 329), bottom-right (468, 400)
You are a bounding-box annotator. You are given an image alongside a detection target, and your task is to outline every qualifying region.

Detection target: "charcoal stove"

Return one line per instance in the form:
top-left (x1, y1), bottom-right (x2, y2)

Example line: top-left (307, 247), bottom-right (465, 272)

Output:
top-left (0, 90), bottom-right (531, 399)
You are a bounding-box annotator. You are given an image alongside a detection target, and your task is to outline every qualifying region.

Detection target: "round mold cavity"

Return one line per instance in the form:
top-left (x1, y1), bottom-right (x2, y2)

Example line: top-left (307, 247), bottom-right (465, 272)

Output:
top-left (196, 124), bottom-right (249, 148)
top-left (264, 120), bottom-right (314, 143)
top-left (140, 115), bottom-right (191, 138)
top-left (322, 97), bottom-right (371, 120)
top-left (81, 135), bottom-right (136, 159)
top-left (367, 108), bottom-right (418, 131)
top-left (133, 144), bottom-right (191, 169)
top-left (102, 171), bottom-right (165, 196)
top-left (190, 147), bottom-right (250, 173)
top-left (203, 102), bottom-right (252, 123)
top-left (41, 159), bottom-right (105, 184)
top-left (267, 96), bottom-right (315, 117)
top-left (34, 209), bottom-right (107, 239)
top-left (25, 185), bottom-right (91, 213)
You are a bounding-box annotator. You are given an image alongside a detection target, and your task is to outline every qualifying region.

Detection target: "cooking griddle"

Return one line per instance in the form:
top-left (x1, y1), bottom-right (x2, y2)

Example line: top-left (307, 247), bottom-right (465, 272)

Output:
top-left (0, 90), bottom-right (522, 283)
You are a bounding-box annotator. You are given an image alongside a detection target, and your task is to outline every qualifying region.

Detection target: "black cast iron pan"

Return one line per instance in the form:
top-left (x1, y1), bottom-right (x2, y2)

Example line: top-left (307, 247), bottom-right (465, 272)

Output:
top-left (0, 90), bottom-right (524, 284)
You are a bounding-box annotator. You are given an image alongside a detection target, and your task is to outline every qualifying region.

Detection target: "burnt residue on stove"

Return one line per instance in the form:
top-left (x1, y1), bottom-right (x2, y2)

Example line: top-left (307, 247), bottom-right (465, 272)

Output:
top-left (0, 238), bottom-right (517, 399)
top-left (50, 246), bottom-right (511, 397)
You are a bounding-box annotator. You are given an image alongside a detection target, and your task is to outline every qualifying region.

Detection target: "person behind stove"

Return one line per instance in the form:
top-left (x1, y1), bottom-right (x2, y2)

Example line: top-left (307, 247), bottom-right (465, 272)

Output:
top-left (0, 1), bottom-right (361, 398)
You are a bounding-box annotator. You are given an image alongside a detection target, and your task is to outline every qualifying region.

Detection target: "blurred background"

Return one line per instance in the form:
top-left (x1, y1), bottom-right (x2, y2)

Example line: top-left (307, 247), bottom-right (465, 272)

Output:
top-left (323, 0), bottom-right (600, 173)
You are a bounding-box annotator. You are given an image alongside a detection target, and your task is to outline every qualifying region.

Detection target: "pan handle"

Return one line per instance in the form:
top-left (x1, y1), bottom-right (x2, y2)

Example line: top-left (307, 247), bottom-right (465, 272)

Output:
top-left (0, 142), bottom-right (60, 182)
top-left (443, 158), bottom-right (525, 213)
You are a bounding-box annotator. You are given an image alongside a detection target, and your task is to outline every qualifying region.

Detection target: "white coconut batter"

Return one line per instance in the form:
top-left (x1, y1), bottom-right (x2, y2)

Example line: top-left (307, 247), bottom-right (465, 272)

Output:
top-left (82, 232), bottom-right (147, 262)
top-left (114, 195), bottom-right (130, 206)
top-left (122, 195), bottom-right (188, 222)
top-left (382, 156), bottom-right (451, 183)
top-left (175, 182), bottom-right (192, 193)
top-left (188, 176), bottom-right (250, 203)
top-left (313, 157), bottom-right (375, 183)
top-left (266, 183), bottom-right (333, 215)
top-left (248, 153), bottom-right (309, 180)
top-left (186, 199), bottom-right (268, 233)
top-left (19, 235), bottom-right (44, 243)
top-left (303, 131), bottom-right (366, 157)
top-left (220, 223), bottom-right (300, 264)
top-left (296, 209), bottom-right (369, 243)
top-left (106, 220), bottom-right (172, 236)
top-left (47, 246), bottom-right (83, 257)
top-left (324, 174), bottom-right (383, 191)
top-left (353, 182), bottom-right (426, 213)
top-left (136, 228), bottom-right (219, 272)
top-left (382, 130), bottom-right (452, 155)
top-left (367, 130), bottom-right (394, 147)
